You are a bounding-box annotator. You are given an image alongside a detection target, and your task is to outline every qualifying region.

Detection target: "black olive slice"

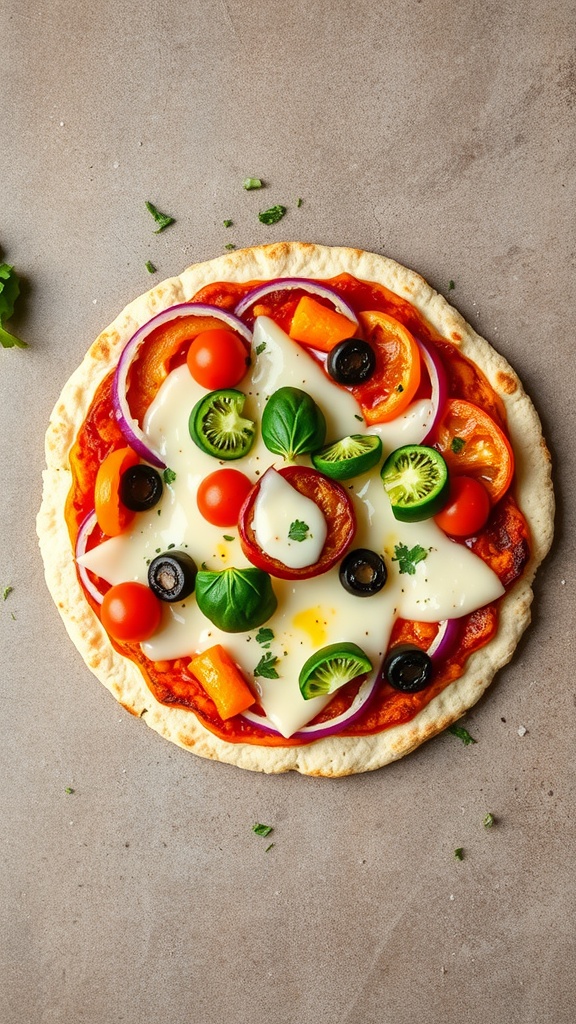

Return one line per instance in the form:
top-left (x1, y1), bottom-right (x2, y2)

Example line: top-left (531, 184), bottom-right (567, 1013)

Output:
top-left (339, 548), bottom-right (387, 596)
top-left (382, 644), bottom-right (433, 693)
top-left (120, 465), bottom-right (163, 512)
top-left (327, 339), bottom-right (376, 385)
top-left (148, 551), bottom-right (198, 602)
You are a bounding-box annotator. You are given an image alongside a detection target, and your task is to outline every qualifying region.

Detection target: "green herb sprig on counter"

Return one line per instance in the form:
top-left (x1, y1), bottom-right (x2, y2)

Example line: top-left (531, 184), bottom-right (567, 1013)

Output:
top-left (145, 200), bottom-right (175, 233)
top-left (0, 265), bottom-right (27, 349)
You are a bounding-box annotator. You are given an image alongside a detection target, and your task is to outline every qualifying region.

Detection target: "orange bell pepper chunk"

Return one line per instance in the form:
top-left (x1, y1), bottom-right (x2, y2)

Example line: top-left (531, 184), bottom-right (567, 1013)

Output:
top-left (94, 446), bottom-right (139, 536)
top-left (189, 645), bottom-right (256, 720)
top-left (289, 295), bottom-right (357, 352)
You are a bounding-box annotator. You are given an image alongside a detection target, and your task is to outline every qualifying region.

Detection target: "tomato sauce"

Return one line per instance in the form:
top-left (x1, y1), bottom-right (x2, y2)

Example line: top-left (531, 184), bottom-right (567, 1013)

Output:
top-left (65, 274), bottom-right (531, 746)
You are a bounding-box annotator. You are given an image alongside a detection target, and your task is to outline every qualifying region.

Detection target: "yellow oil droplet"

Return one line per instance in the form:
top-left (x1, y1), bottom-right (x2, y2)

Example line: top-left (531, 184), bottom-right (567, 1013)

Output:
top-left (215, 542), bottom-right (229, 563)
top-left (292, 606), bottom-right (334, 647)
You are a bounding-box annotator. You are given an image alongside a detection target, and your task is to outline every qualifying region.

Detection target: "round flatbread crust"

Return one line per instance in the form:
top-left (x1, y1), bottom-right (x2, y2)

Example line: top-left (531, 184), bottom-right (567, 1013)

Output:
top-left (37, 243), bottom-right (554, 776)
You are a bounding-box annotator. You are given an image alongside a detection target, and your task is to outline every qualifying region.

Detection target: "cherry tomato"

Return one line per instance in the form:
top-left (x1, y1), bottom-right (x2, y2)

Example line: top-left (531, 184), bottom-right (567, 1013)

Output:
top-left (100, 582), bottom-right (162, 642)
top-left (432, 398), bottom-right (514, 503)
top-left (196, 469), bottom-right (253, 527)
top-left (238, 465), bottom-right (356, 580)
top-left (95, 447), bottom-right (139, 537)
top-left (352, 311), bottom-right (421, 423)
top-left (186, 329), bottom-right (249, 390)
top-left (434, 476), bottom-right (491, 537)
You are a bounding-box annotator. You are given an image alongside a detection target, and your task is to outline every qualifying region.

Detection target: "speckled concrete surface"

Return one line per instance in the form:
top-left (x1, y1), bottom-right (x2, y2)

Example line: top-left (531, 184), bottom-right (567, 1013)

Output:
top-left (1, 1), bottom-right (574, 1021)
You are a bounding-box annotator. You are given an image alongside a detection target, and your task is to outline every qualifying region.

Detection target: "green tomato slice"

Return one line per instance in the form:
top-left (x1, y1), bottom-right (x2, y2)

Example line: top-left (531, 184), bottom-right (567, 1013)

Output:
top-left (311, 433), bottom-right (382, 481)
top-left (380, 444), bottom-right (449, 522)
top-left (299, 642), bottom-right (373, 700)
top-left (189, 389), bottom-right (255, 460)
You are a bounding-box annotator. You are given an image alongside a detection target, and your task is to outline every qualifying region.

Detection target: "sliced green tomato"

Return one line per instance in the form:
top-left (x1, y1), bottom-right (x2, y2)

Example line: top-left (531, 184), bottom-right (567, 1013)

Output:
top-left (311, 434), bottom-right (383, 481)
top-left (380, 444), bottom-right (449, 522)
top-left (299, 642), bottom-right (373, 700)
top-left (189, 389), bottom-right (255, 460)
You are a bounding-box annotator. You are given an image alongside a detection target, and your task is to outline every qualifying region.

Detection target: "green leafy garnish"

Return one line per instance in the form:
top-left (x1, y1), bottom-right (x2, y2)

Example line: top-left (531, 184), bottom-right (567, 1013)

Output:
top-left (243, 177), bottom-right (263, 190)
top-left (448, 280), bottom-right (455, 290)
top-left (223, 219), bottom-right (233, 227)
top-left (252, 823), bottom-right (273, 836)
top-left (259, 205), bottom-right (287, 225)
top-left (483, 812), bottom-right (495, 828)
top-left (451, 436), bottom-right (466, 454)
top-left (448, 724), bottom-right (477, 745)
top-left (163, 467), bottom-right (177, 485)
top-left (454, 847), bottom-right (464, 860)
top-left (145, 200), bottom-right (175, 233)
top-left (288, 519), bottom-right (310, 542)
top-left (0, 264), bottom-right (27, 349)
top-left (223, 534), bottom-right (234, 542)
top-left (254, 652), bottom-right (280, 679)
top-left (225, 243), bottom-right (236, 251)
top-left (255, 341), bottom-right (267, 355)
top-left (255, 627), bottom-right (274, 648)
top-left (265, 843), bottom-right (275, 852)
top-left (145, 260), bottom-right (156, 274)
top-left (2, 585), bottom-right (13, 601)
top-left (65, 787), bottom-right (75, 795)
top-left (297, 197), bottom-right (303, 208)
top-left (392, 543), bottom-right (428, 575)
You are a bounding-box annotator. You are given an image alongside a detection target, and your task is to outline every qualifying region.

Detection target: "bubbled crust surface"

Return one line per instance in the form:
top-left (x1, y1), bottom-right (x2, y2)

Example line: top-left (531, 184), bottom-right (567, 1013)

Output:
top-left (37, 243), bottom-right (554, 776)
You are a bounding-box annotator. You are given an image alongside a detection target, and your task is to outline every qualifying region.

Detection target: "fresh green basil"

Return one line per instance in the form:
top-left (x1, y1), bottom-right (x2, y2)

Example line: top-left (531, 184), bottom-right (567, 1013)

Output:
top-left (195, 567), bottom-right (277, 632)
top-left (261, 387), bottom-right (326, 461)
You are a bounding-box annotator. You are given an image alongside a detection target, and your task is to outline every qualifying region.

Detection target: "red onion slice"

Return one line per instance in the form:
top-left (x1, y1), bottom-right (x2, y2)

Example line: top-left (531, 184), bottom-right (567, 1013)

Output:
top-left (234, 277), bottom-right (359, 326)
top-left (426, 618), bottom-right (460, 661)
top-left (75, 510), bottom-right (106, 605)
top-left (418, 337), bottom-right (448, 444)
top-left (113, 303), bottom-right (253, 467)
top-left (241, 666), bottom-right (379, 741)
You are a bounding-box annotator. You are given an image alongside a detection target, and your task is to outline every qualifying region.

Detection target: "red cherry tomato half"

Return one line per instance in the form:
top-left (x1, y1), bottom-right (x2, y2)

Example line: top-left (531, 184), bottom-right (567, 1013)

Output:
top-left (238, 465), bottom-right (356, 580)
top-left (186, 329), bottom-right (249, 390)
top-left (196, 469), bottom-right (253, 527)
top-left (434, 475), bottom-right (491, 537)
top-left (100, 582), bottom-right (162, 642)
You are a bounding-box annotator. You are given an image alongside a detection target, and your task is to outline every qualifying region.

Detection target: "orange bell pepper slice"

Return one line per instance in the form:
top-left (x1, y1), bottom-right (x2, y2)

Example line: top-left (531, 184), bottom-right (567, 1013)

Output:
top-left (289, 295), bottom-right (357, 352)
top-left (353, 311), bottom-right (421, 423)
top-left (188, 645), bottom-right (255, 720)
top-left (94, 446), bottom-right (139, 536)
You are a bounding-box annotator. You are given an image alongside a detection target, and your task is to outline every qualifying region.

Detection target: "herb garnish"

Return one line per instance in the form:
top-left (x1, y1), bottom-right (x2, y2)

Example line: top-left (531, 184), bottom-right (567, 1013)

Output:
top-left (145, 200), bottom-right (175, 233)
top-left (252, 823), bottom-right (273, 837)
top-left (297, 197), bottom-right (303, 208)
top-left (243, 177), bottom-right (263, 190)
top-left (65, 787), bottom-right (75, 795)
top-left (163, 467), bottom-right (176, 485)
top-left (2, 585), bottom-right (13, 601)
top-left (448, 724), bottom-right (477, 745)
top-left (145, 260), bottom-right (156, 274)
top-left (254, 652), bottom-right (280, 679)
top-left (225, 243), bottom-right (236, 251)
top-left (392, 543), bottom-right (428, 575)
top-left (255, 627), bottom-right (274, 648)
top-left (259, 205), bottom-right (287, 225)
top-left (451, 437), bottom-right (466, 454)
top-left (223, 534), bottom-right (234, 542)
top-left (448, 280), bottom-right (455, 290)
top-left (223, 219), bottom-right (233, 227)
top-left (255, 341), bottom-right (267, 355)
top-left (0, 264), bottom-right (27, 349)
top-left (483, 812), bottom-right (495, 828)
top-left (454, 847), bottom-right (464, 860)
top-left (288, 519), bottom-right (310, 542)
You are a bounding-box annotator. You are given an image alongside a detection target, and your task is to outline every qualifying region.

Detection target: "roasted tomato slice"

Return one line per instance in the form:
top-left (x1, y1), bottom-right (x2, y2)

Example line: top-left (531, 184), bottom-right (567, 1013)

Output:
top-left (238, 465), bottom-right (356, 580)
top-left (351, 311), bottom-right (421, 424)
top-left (431, 398), bottom-right (514, 504)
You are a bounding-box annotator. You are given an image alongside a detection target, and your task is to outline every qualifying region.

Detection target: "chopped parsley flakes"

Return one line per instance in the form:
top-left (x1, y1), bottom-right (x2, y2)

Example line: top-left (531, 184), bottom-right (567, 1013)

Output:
top-left (144, 200), bottom-right (175, 233)
top-left (254, 652), bottom-right (280, 679)
top-left (483, 812), bottom-right (495, 828)
top-left (145, 260), bottom-right (156, 274)
top-left (255, 341), bottom-right (267, 355)
top-left (243, 177), bottom-right (263, 190)
top-left (2, 585), bottom-right (13, 601)
top-left (448, 724), bottom-right (477, 745)
top-left (252, 823), bottom-right (273, 837)
top-left (392, 543), bottom-right (428, 575)
top-left (0, 264), bottom-right (27, 349)
top-left (163, 467), bottom-right (177, 485)
top-left (258, 205), bottom-right (286, 225)
top-left (451, 436), bottom-right (466, 454)
top-left (454, 847), bottom-right (464, 860)
top-left (288, 519), bottom-right (310, 542)
top-left (255, 627), bottom-right (274, 648)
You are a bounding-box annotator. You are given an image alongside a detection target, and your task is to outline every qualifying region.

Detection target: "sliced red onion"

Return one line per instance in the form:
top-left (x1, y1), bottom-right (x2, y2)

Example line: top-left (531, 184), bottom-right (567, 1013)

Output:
top-left (75, 510), bottom-right (106, 605)
top-left (418, 337), bottom-right (448, 444)
top-left (426, 618), bottom-right (460, 662)
top-left (241, 667), bottom-right (379, 741)
top-left (234, 277), bottom-right (359, 326)
top-left (113, 303), bottom-right (253, 468)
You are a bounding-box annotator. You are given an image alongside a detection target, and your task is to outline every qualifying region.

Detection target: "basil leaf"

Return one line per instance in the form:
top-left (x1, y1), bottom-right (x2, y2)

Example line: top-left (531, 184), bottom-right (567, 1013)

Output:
top-left (258, 205), bottom-right (286, 225)
top-left (195, 567), bottom-right (277, 632)
top-left (261, 387), bottom-right (326, 460)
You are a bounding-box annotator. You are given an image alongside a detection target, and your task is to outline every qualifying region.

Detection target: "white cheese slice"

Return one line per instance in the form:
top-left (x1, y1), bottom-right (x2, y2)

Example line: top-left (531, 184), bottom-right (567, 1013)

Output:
top-left (252, 468), bottom-right (327, 569)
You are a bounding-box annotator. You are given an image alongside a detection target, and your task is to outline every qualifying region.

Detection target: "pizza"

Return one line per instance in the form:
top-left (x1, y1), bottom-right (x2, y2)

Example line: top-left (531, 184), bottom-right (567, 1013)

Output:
top-left (37, 242), bottom-right (554, 776)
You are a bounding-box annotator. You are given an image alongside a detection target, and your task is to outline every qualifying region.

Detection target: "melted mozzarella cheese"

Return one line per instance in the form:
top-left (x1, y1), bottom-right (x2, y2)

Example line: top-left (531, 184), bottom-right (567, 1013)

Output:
top-left (252, 468), bottom-right (327, 568)
top-left (78, 315), bottom-right (505, 738)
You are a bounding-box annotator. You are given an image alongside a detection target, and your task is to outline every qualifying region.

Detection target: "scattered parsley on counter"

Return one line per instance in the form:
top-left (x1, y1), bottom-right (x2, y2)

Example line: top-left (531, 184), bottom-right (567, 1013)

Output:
top-left (451, 437), bottom-right (466, 454)
top-left (448, 724), bottom-right (477, 745)
top-left (454, 847), bottom-right (464, 861)
top-left (145, 260), bottom-right (156, 274)
top-left (259, 205), bottom-right (287, 226)
top-left (243, 177), bottom-right (263, 190)
top-left (252, 823), bottom-right (273, 837)
top-left (162, 468), bottom-right (177, 485)
top-left (288, 519), bottom-right (310, 542)
top-left (254, 652), bottom-right (280, 679)
top-left (448, 280), bottom-right (455, 290)
top-left (145, 200), bottom-right (175, 233)
top-left (0, 264), bottom-right (27, 349)
top-left (225, 243), bottom-right (236, 251)
top-left (483, 812), bottom-right (495, 828)
top-left (392, 543), bottom-right (428, 575)
top-left (65, 787), bottom-right (75, 794)
top-left (265, 843), bottom-right (275, 852)
top-left (2, 585), bottom-right (13, 601)
top-left (255, 627), bottom-right (274, 648)
top-left (223, 219), bottom-right (233, 227)
top-left (297, 197), bottom-right (303, 208)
